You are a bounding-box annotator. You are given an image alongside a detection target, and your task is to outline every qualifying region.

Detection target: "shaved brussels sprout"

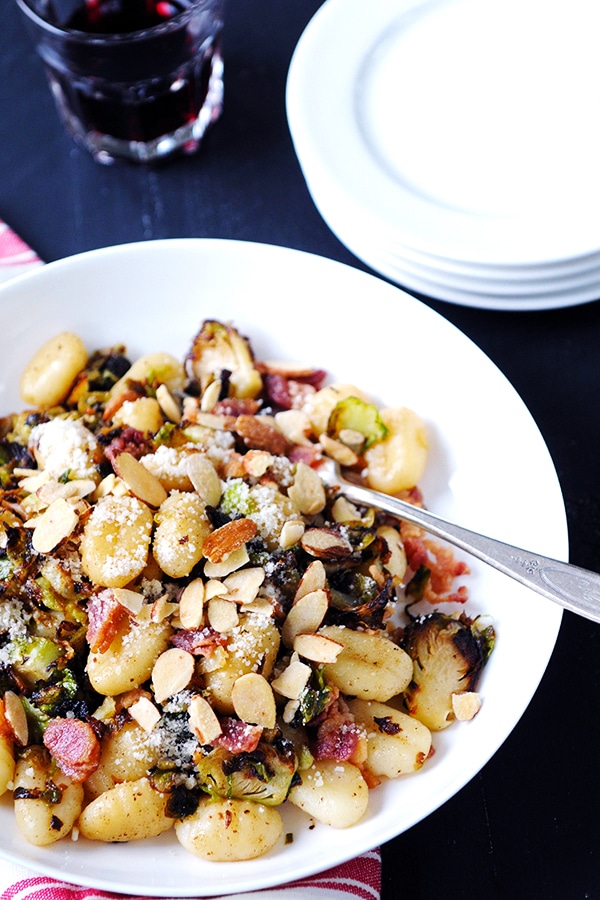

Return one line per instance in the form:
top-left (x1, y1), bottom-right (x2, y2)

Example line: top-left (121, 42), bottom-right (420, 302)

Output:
top-left (186, 320), bottom-right (263, 400)
top-left (327, 396), bottom-right (389, 452)
top-left (401, 612), bottom-right (495, 731)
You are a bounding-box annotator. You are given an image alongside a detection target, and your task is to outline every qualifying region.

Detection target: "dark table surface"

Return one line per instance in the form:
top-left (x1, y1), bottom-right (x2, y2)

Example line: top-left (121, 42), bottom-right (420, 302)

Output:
top-left (1, 1), bottom-right (599, 898)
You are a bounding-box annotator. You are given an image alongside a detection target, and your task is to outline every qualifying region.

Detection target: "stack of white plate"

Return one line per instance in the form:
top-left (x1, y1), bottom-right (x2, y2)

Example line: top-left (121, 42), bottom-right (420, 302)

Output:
top-left (286, 0), bottom-right (600, 311)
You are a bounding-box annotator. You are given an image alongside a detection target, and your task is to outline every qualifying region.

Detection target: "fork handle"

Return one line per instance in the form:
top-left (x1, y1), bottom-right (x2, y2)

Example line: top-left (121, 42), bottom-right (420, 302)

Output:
top-left (336, 477), bottom-right (600, 624)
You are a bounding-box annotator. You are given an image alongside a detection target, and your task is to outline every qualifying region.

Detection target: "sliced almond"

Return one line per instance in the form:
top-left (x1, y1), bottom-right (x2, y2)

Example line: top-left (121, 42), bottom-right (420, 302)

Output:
top-left (301, 527), bottom-right (353, 560)
top-left (293, 632), bottom-right (344, 664)
top-left (279, 518), bottom-right (305, 550)
top-left (112, 452), bottom-right (168, 508)
top-left (319, 433), bottom-right (359, 467)
top-left (205, 579), bottom-right (228, 600)
top-left (274, 409), bottom-right (313, 447)
top-left (331, 496), bottom-right (364, 523)
top-left (243, 596), bottom-right (275, 617)
top-left (377, 525), bottom-right (408, 583)
top-left (260, 360), bottom-right (318, 378)
top-left (32, 497), bottom-right (79, 553)
top-left (128, 696), bottom-right (161, 732)
top-left (4, 690), bottom-right (28, 746)
top-left (235, 414), bottom-right (289, 455)
top-left (150, 596), bottom-right (179, 623)
top-left (185, 454), bottom-right (222, 506)
top-left (156, 383), bottom-right (182, 424)
top-left (222, 566), bottom-right (265, 605)
top-left (207, 597), bottom-right (239, 633)
top-left (294, 560), bottom-right (326, 601)
top-left (282, 589), bottom-right (329, 648)
top-left (18, 470), bottom-right (51, 493)
top-left (112, 587), bottom-right (145, 615)
top-left (37, 478), bottom-right (97, 506)
top-left (202, 517), bottom-right (258, 564)
top-left (179, 578), bottom-right (206, 629)
top-left (231, 672), bottom-right (276, 729)
top-left (242, 449), bottom-right (274, 478)
top-left (203, 545), bottom-right (249, 578)
top-left (271, 657), bottom-right (312, 700)
top-left (452, 691), bottom-right (482, 721)
top-left (151, 648), bottom-right (195, 704)
top-left (199, 379), bottom-right (222, 413)
top-left (188, 694), bottom-right (223, 744)
top-left (288, 461), bottom-right (326, 516)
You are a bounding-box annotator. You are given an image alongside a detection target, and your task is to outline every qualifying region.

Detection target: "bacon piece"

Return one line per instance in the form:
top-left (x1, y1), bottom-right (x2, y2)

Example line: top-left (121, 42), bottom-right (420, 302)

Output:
top-left (43, 717), bottom-right (101, 783)
top-left (103, 426), bottom-right (149, 465)
top-left (170, 626), bottom-right (228, 657)
top-left (212, 717), bottom-right (262, 754)
top-left (312, 702), bottom-right (362, 763)
top-left (86, 588), bottom-right (128, 653)
top-left (287, 443), bottom-right (322, 467)
top-left (213, 397), bottom-right (261, 417)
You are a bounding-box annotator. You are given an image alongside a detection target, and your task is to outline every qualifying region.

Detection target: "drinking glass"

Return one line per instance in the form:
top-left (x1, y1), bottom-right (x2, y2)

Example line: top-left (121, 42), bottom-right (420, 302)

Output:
top-left (15, 0), bottom-right (225, 164)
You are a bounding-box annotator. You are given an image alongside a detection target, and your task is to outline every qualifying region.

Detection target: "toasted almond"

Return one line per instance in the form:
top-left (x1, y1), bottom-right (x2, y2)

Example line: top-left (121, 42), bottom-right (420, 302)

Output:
top-left (203, 545), bottom-right (249, 578)
top-left (128, 696), bottom-right (161, 732)
top-left (179, 578), bottom-right (206, 629)
top-left (150, 596), bottom-right (179, 623)
top-left (199, 379), bottom-right (222, 413)
top-left (452, 691), bottom-right (482, 721)
top-left (283, 699), bottom-right (300, 724)
top-left (235, 414), bottom-right (289, 455)
top-left (260, 360), bottom-right (318, 378)
top-left (156, 383), bottom-right (182, 424)
top-left (282, 589), bottom-right (329, 648)
top-left (301, 527), bottom-right (353, 559)
top-left (274, 409), bottom-right (313, 447)
top-left (194, 411), bottom-right (235, 430)
top-left (188, 694), bottom-right (223, 744)
top-left (205, 579), bottom-right (229, 600)
top-left (112, 452), bottom-right (168, 508)
top-left (331, 496), bottom-right (364, 523)
top-left (377, 525), bottom-right (408, 583)
top-left (185, 455), bottom-right (222, 506)
top-left (242, 449), bottom-right (274, 478)
top-left (293, 560), bottom-right (326, 601)
top-left (288, 461), bottom-right (326, 516)
top-left (202, 517), bottom-right (258, 564)
top-left (197, 645), bottom-right (229, 674)
top-left (151, 648), bottom-right (195, 704)
top-left (242, 596), bottom-right (275, 617)
top-left (222, 566), bottom-right (265, 605)
top-left (279, 518), bottom-right (305, 550)
top-left (319, 433), bottom-right (359, 467)
top-left (18, 470), bottom-right (50, 493)
top-left (37, 478), bottom-right (96, 506)
top-left (293, 632), bottom-right (344, 664)
top-left (231, 673), bottom-right (276, 729)
top-left (271, 657), bottom-right (312, 700)
top-left (113, 588), bottom-right (145, 615)
top-left (207, 597), bottom-right (239, 633)
top-left (31, 497), bottom-right (79, 553)
top-left (4, 690), bottom-right (28, 746)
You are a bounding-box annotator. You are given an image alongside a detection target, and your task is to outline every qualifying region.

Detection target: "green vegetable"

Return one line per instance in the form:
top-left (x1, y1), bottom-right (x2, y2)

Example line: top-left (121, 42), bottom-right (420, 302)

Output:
top-left (328, 396), bottom-right (389, 452)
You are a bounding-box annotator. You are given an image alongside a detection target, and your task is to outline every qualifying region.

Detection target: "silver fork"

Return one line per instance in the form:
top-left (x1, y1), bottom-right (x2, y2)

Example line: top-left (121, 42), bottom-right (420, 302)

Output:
top-left (317, 457), bottom-right (600, 624)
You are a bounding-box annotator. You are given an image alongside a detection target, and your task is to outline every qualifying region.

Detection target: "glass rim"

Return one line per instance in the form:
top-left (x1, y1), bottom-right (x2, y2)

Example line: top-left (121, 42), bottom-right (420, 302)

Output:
top-left (15, 0), bottom-right (219, 42)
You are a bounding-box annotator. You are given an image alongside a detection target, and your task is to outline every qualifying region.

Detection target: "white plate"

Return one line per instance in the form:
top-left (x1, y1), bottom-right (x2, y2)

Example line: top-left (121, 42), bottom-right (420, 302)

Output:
top-left (0, 239), bottom-right (566, 895)
top-left (286, 0), bottom-right (600, 267)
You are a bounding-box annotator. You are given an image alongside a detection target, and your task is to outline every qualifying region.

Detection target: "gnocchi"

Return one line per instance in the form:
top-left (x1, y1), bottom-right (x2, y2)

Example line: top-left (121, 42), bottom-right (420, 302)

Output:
top-left (0, 320), bottom-right (494, 864)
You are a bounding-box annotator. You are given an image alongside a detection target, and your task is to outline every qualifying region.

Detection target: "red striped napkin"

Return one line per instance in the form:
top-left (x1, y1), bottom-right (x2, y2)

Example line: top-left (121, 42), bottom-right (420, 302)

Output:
top-left (0, 850), bottom-right (381, 900)
top-left (0, 219), bottom-right (43, 282)
top-left (0, 219), bottom-right (382, 899)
